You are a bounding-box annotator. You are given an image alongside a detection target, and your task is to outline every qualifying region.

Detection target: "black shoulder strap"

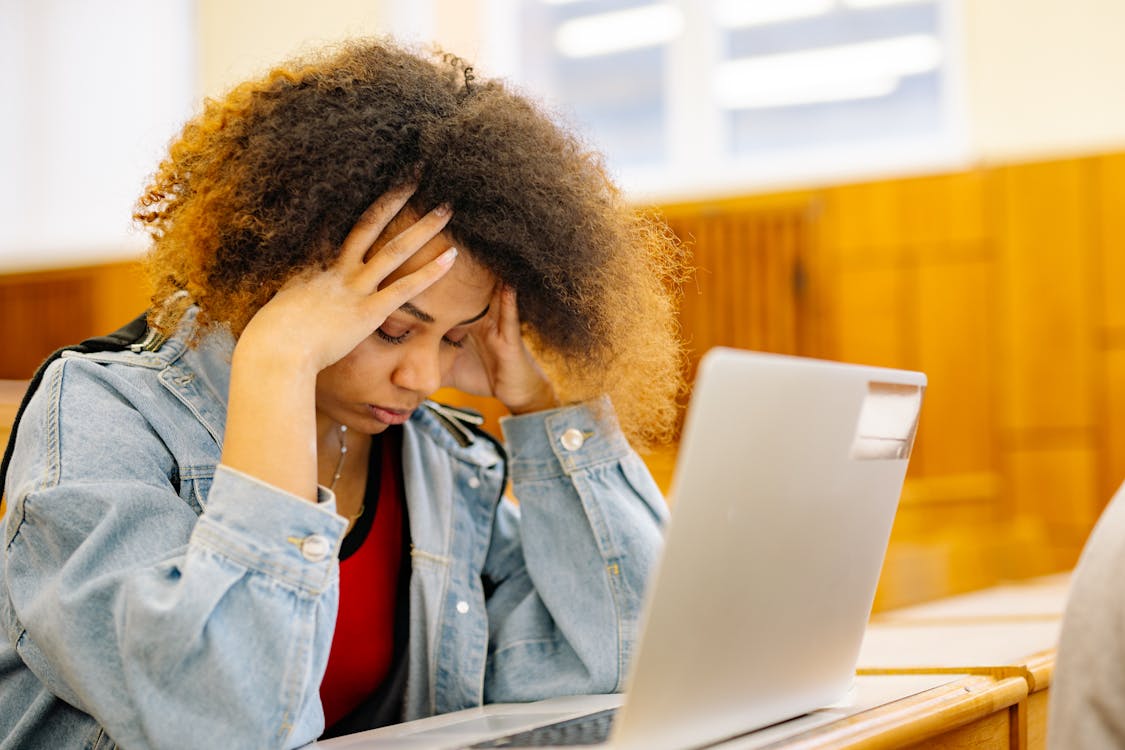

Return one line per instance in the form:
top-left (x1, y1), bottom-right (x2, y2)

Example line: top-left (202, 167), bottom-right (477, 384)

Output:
top-left (423, 401), bottom-right (488, 448)
top-left (1, 311), bottom-right (151, 496)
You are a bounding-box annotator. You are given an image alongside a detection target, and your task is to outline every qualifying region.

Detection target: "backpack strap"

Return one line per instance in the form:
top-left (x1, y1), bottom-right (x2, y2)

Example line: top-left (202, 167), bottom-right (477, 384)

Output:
top-left (1, 312), bottom-right (151, 496)
top-left (422, 400), bottom-right (509, 508)
top-left (423, 401), bottom-right (488, 449)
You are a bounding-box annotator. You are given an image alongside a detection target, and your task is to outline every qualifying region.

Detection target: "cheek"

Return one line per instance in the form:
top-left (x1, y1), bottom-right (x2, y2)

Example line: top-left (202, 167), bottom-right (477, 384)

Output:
top-left (320, 342), bottom-right (393, 392)
top-left (439, 346), bottom-right (462, 373)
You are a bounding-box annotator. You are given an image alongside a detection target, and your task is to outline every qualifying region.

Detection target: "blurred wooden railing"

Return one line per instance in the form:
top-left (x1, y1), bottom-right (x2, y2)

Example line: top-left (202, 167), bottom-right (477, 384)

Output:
top-left (0, 380), bottom-right (29, 517)
top-left (0, 261), bottom-right (151, 379)
top-left (3, 150), bottom-right (1125, 609)
top-left (659, 197), bottom-right (827, 376)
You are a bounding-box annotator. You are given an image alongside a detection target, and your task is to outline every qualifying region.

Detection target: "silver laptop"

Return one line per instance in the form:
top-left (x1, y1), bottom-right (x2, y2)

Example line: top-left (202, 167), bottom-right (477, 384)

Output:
top-left (310, 348), bottom-right (926, 750)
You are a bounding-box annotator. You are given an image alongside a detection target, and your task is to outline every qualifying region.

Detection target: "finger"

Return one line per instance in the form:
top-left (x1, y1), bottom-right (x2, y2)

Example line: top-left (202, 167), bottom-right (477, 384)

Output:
top-left (338, 184), bottom-right (417, 266)
top-left (363, 247), bottom-right (458, 322)
top-left (358, 203), bottom-right (453, 289)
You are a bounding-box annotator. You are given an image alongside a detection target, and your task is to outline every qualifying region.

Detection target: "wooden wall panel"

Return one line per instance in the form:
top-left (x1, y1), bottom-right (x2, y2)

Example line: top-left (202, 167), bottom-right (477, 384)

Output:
top-left (1106, 351), bottom-right (1125, 497)
top-left (660, 198), bottom-right (820, 371)
top-left (0, 380), bottom-right (28, 516)
top-left (0, 274), bottom-right (94, 378)
top-left (827, 180), bottom-right (904, 259)
top-left (1007, 446), bottom-right (1099, 567)
top-left (822, 171), bottom-right (1010, 608)
top-left (996, 160), bottom-right (1098, 432)
top-left (993, 159), bottom-right (1102, 565)
top-left (0, 380), bottom-right (25, 459)
top-left (898, 171), bottom-right (991, 249)
top-left (915, 260), bottom-right (997, 475)
top-left (1093, 154), bottom-right (1125, 502)
top-left (876, 525), bottom-right (1005, 612)
top-left (1095, 154), bottom-right (1125, 332)
top-left (832, 267), bottom-right (909, 370)
top-left (89, 261), bottom-right (151, 334)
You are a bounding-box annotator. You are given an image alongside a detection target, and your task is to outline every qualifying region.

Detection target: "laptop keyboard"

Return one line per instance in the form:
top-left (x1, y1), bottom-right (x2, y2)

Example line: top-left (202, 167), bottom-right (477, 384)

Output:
top-left (466, 708), bottom-right (618, 747)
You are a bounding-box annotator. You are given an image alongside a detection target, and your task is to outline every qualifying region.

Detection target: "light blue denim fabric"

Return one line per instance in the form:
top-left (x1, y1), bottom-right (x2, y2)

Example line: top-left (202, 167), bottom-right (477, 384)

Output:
top-left (0, 308), bottom-right (667, 749)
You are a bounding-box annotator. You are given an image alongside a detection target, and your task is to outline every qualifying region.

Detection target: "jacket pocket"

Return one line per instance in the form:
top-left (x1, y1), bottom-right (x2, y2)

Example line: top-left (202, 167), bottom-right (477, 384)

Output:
top-left (180, 465), bottom-right (216, 515)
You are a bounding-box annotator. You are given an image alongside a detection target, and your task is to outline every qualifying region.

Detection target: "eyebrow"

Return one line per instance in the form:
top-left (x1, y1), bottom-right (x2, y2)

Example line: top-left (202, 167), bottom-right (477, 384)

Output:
top-left (400, 301), bottom-right (490, 327)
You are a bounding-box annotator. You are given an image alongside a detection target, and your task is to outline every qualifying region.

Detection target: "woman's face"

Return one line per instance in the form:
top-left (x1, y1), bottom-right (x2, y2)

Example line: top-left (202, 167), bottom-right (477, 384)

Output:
top-left (315, 223), bottom-right (496, 435)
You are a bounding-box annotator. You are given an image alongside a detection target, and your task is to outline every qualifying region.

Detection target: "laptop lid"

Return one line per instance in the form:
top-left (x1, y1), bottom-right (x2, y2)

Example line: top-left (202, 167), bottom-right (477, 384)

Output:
top-left (308, 349), bottom-right (925, 750)
top-left (611, 348), bottom-right (925, 750)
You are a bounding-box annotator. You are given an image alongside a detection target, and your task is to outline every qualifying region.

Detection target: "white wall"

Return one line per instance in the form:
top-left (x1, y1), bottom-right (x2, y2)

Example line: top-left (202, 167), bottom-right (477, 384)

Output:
top-left (196, 0), bottom-right (390, 98)
top-left (0, 1), bottom-right (195, 272)
top-left (195, 0), bottom-right (482, 98)
top-left (195, 0), bottom-right (1125, 172)
top-left (962, 0), bottom-right (1125, 163)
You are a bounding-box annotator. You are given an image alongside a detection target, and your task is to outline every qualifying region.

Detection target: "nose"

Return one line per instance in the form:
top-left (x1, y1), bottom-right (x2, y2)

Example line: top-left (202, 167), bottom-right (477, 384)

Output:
top-left (391, 344), bottom-right (443, 397)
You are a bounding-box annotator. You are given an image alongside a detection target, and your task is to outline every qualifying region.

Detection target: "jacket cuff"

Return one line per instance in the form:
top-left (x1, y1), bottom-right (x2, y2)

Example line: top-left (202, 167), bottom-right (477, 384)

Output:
top-left (190, 464), bottom-right (348, 594)
top-left (500, 396), bottom-right (631, 480)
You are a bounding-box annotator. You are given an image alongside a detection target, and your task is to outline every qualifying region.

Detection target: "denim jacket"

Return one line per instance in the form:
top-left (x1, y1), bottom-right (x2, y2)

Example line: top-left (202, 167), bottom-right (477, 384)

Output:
top-left (0, 309), bottom-right (667, 750)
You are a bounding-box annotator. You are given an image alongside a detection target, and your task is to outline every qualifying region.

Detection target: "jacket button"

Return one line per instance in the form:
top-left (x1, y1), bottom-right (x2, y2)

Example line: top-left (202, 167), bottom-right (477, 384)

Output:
top-left (456, 600), bottom-right (470, 614)
top-left (559, 428), bottom-right (585, 451)
top-left (468, 476), bottom-right (481, 489)
top-left (300, 534), bottom-right (331, 562)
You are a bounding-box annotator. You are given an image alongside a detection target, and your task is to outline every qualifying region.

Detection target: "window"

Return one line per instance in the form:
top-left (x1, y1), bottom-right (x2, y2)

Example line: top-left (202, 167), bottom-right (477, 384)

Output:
top-left (481, 0), bottom-right (964, 199)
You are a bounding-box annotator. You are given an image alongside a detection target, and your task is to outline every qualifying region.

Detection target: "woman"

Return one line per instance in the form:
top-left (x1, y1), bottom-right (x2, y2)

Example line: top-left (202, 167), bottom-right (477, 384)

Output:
top-left (0, 38), bottom-right (686, 750)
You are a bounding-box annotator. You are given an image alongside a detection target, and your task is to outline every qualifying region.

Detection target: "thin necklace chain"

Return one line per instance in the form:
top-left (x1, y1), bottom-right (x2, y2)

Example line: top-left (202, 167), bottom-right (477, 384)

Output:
top-left (329, 424), bottom-right (348, 489)
top-left (329, 424), bottom-right (365, 533)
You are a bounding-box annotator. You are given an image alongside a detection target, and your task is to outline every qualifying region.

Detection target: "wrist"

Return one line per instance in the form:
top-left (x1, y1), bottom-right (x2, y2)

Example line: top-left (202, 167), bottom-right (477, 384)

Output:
top-left (224, 358), bottom-right (319, 502)
top-left (506, 382), bottom-right (560, 415)
top-left (232, 328), bottom-right (320, 380)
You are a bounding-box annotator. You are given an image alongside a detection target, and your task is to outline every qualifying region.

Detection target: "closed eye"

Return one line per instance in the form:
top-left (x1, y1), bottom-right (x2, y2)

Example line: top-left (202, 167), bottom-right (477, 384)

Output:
top-left (376, 327), bottom-right (464, 349)
top-left (375, 328), bottom-right (409, 345)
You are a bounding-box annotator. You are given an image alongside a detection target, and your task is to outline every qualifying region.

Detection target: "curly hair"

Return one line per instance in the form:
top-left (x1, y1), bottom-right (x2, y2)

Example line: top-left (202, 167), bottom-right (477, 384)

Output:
top-left (136, 37), bottom-right (687, 449)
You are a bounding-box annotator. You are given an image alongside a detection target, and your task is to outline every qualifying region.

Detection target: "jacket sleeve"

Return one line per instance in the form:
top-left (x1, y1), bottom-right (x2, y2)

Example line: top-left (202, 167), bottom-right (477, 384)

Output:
top-left (481, 396), bottom-right (668, 701)
top-left (0, 357), bottom-right (346, 750)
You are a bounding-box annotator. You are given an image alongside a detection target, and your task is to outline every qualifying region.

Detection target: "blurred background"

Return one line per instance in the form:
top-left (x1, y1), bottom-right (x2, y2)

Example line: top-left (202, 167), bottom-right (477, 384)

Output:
top-left (2, 0), bottom-right (1124, 610)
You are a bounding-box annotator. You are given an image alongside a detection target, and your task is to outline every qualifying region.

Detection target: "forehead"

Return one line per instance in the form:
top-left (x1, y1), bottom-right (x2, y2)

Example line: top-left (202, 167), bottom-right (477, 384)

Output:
top-left (376, 211), bottom-right (496, 321)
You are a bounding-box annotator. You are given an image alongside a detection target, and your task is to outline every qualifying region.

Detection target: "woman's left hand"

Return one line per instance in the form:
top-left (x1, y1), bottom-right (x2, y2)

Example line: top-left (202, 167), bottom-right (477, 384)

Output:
top-left (446, 285), bottom-right (559, 415)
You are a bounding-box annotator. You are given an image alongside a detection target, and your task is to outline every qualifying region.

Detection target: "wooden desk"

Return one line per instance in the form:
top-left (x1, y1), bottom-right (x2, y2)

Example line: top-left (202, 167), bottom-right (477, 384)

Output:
top-left (872, 574), bottom-right (1071, 625)
top-left (856, 573), bottom-right (1070, 750)
top-left (857, 620), bottom-right (1061, 677)
top-left (718, 674), bottom-right (1028, 749)
top-left (312, 674), bottom-right (1026, 750)
top-left (857, 621), bottom-right (1059, 748)
top-left (316, 578), bottom-right (1068, 749)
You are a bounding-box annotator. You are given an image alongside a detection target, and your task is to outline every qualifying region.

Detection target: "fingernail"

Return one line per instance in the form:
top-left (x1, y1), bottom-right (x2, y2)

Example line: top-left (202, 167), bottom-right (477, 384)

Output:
top-left (434, 203), bottom-right (452, 217)
top-left (437, 247), bottom-right (458, 267)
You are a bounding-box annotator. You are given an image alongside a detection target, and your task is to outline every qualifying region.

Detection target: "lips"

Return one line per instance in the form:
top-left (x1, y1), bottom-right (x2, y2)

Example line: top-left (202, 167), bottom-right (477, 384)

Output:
top-left (369, 404), bottom-right (414, 425)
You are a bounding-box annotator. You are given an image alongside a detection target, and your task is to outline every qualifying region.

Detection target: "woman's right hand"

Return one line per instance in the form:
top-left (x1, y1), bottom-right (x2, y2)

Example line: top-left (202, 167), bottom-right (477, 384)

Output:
top-left (237, 184), bottom-right (458, 375)
top-left (221, 185), bottom-right (457, 502)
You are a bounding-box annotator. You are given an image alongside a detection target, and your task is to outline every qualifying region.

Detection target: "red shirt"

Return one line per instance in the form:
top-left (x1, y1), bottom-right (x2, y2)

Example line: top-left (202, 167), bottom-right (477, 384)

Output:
top-left (319, 433), bottom-right (403, 729)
